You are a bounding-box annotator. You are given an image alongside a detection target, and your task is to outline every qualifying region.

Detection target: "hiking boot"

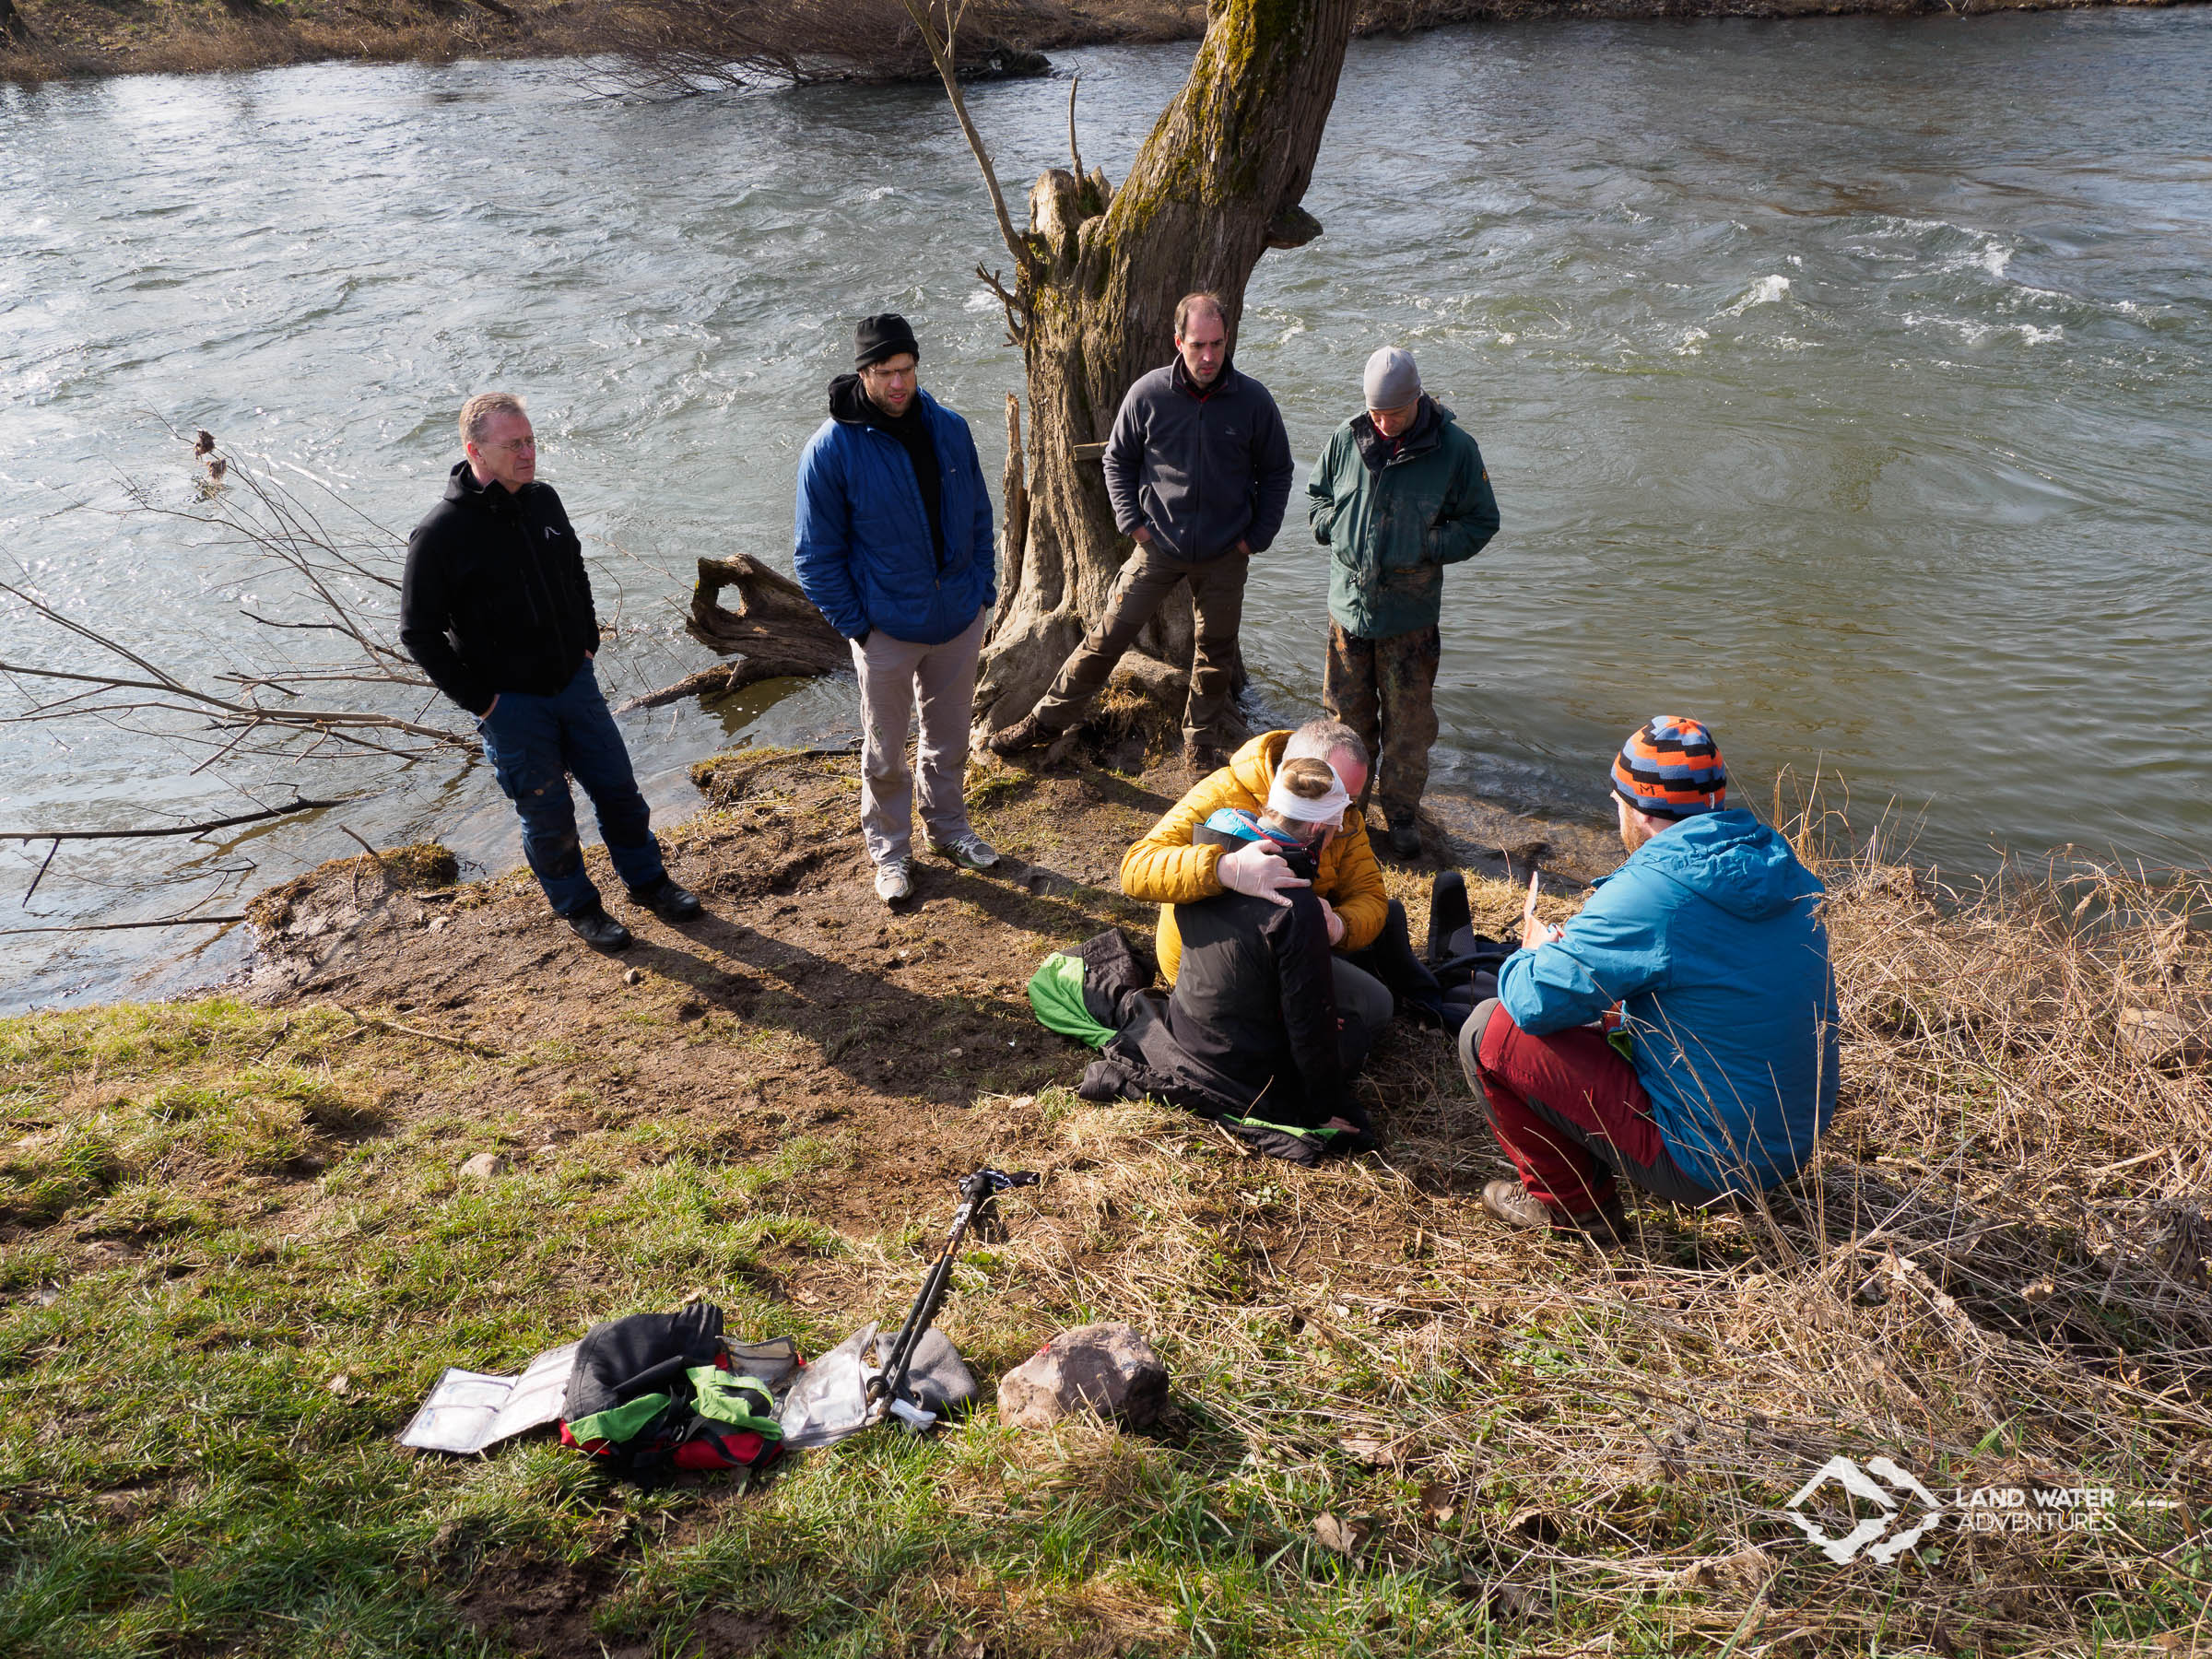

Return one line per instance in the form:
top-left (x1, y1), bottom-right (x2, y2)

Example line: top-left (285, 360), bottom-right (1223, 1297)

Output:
top-left (874, 858), bottom-right (914, 904)
top-left (1481, 1178), bottom-right (1628, 1247)
top-left (627, 877), bottom-right (702, 922)
top-left (986, 713), bottom-right (1052, 757)
top-left (926, 830), bottom-right (1000, 871)
top-left (1184, 739), bottom-right (1229, 779)
top-left (566, 904), bottom-right (633, 953)
top-left (1386, 811), bottom-right (1422, 860)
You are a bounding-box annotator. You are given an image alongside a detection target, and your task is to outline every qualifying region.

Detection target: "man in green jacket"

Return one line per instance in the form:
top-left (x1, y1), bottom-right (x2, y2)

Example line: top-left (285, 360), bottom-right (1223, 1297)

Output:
top-left (1307, 347), bottom-right (1500, 858)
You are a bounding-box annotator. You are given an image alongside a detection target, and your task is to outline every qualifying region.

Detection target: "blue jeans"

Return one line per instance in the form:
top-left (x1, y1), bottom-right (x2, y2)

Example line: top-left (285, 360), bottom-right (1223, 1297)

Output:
top-left (477, 660), bottom-right (665, 917)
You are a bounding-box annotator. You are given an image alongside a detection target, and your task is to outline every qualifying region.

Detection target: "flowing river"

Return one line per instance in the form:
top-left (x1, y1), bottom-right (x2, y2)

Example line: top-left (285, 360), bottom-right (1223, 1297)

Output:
top-left (3, 9), bottom-right (2208, 1010)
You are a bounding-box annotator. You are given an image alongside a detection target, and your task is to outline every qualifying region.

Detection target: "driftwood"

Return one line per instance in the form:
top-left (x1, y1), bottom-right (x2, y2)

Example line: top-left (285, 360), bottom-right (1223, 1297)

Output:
top-left (616, 556), bottom-right (849, 712)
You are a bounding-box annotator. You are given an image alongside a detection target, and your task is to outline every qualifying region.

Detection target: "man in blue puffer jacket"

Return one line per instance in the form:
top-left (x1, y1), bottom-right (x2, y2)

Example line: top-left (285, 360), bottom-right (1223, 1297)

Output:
top-left (1457, 716), bottom-right (1838, 1244)
top-left (794, 314), bottom-right (999, 904)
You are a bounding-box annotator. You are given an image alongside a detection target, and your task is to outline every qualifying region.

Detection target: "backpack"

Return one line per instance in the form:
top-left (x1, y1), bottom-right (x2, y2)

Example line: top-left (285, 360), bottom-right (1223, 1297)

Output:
top-left (558, 1302), bottom-right (795, 1482)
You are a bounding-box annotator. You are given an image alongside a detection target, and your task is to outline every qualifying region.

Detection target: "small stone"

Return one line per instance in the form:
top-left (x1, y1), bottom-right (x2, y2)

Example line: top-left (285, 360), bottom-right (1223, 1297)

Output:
top-left (948, 1048), bottom-right (962, 1057)
top-left (300, 916), bottom-right (331, 939)
top-left (623, 967), bottom-right (643, 986)
top-left (2119, 1006), bottom-right (2208, 1068)
top-left (458, 1152), bottom-right (508, 1181)
top-left (996, 1323), bottom-right (1168, 1430)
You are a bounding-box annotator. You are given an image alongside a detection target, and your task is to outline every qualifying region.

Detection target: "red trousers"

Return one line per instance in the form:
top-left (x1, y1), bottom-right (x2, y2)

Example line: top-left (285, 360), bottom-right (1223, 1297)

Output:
top-left (1461, 1001), bottom-right (1713, 1213)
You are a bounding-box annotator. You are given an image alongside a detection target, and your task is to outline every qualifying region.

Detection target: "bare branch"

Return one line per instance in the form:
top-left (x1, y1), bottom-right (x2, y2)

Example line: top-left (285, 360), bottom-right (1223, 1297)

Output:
top-left (0, 796), bottom-right (350, 843)
top-left (1067, 72), bottom-right (1083, 178)
top-left (0, 912), bottom-right (245, 935)
top-left (899, 0), bottom-right (1028, 270)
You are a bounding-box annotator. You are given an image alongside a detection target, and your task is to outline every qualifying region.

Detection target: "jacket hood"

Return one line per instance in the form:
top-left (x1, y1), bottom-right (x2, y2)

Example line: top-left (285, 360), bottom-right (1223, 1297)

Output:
top-left (828, 372), bottom-right (872, 425)
top-left (1630, 809), bottom-right (1818, 920)
top-left (442, 458), bottom-right (522, 507)
top-left (1194, 813), bottom-right (1320, 880)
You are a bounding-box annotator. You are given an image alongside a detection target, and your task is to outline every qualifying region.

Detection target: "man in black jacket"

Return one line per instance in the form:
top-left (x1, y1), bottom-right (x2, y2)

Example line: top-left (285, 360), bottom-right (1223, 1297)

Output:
top-left (400, 392), bottom-right (699, 952)
top-left (988, 291), bottom-right (1295, 775)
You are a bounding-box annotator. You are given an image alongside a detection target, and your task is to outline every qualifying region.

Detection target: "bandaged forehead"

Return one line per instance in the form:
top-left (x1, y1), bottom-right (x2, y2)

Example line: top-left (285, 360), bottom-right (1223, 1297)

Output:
top-left (1265, 767), bottom-right (1353, 825)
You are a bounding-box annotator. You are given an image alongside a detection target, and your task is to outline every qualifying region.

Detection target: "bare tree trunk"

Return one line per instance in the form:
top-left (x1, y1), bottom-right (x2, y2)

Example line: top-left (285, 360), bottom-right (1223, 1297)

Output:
top-left (972, 0), bottom-right (1357, 737)
top-left (0, 0), bottom-right (33, 46)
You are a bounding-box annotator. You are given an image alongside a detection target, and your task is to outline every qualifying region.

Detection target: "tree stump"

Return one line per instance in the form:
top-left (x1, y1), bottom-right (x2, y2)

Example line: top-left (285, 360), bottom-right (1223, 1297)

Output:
top-left (615, 556), bottom-right (849, 712)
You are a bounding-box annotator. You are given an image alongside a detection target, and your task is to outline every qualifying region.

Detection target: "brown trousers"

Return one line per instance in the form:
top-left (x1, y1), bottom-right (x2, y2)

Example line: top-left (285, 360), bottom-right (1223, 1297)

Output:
top-left (1030, 546), bottom-right (1249, 747)
top-left (1323, 622), bottom-right (1441, 817)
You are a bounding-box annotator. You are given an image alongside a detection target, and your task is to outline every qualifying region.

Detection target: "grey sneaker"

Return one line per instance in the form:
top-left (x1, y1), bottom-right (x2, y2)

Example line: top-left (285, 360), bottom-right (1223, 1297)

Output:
top-left (1481, 1178), bottom-right (1627, 1246)
top-left (873, 858), bottom-right (914, 903)
top-left (926, 830), bottom-right (1000, 871)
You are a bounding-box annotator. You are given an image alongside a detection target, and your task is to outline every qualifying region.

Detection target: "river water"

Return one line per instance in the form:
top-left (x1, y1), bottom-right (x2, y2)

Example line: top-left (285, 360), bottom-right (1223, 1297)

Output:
top-left (3, 10), bottom-right (2208, 1009)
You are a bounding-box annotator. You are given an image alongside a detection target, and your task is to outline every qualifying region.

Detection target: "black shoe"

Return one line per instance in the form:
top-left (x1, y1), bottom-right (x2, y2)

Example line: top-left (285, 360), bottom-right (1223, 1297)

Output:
top-left (1387, 812), bottom-right (1422, 860)
top-left (566, 905), bottom-right (633, 952)
top-left (628, 877), bottom-right (701, 922)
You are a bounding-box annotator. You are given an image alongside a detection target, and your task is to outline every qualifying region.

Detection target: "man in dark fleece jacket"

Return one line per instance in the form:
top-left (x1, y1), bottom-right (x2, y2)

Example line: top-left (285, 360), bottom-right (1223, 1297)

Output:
top-left (400, 392), bottom-right (699, 952)
top-left (989, 291), bottom-right (1294, 775)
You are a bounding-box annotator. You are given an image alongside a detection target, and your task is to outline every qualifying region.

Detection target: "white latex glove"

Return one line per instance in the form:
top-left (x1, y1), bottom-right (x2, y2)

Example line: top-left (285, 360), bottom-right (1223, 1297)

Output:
top-left (1317, 897), bottom-right (1347, 947)
top-left (1216, 839), bottom-right (1309, 907)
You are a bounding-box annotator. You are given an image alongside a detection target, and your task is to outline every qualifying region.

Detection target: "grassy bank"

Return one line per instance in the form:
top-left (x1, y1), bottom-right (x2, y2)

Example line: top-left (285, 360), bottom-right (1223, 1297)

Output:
top-left (1, 0), bottom-right (2189, 85)
top-left (2, 748), bottom-right (2208, 1655)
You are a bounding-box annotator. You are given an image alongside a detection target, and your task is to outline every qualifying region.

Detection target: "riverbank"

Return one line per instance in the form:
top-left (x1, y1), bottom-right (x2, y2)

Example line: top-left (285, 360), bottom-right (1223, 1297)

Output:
top-left (0, 0), bottom-right (2193, 83)
top-left (3, 743), bottom-right (2206, 1653)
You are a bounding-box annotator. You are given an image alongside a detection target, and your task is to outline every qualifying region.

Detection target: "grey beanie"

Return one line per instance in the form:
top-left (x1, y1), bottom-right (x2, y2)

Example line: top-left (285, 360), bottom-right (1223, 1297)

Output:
top-left (1362, 346), bottom-right (1421, 410)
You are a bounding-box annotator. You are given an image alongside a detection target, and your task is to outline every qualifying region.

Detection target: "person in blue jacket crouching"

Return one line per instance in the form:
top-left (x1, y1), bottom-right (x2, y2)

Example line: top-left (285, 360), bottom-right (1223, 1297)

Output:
top-left (1458, 716), bottom-right (1838, 1245)
top-left (794, 314), bottom-right (1000, 904)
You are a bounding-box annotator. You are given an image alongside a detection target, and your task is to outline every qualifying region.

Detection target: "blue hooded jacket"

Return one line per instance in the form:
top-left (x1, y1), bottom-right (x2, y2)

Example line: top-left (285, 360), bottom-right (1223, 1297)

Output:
top-left (1496, 810), bottom-right (1838, 1194)
top-left (793, 384), bottom-right (995, 646)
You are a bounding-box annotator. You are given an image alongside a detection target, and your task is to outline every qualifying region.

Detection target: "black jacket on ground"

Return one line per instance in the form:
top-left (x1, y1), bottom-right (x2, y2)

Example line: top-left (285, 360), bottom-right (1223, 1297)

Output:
top-left (401, 462), bottom-right (601, 716)
top-left (1159, 830), bottom-right (1353, 1125)
top-left (1076, 833), bottom-right (1369, 1162)
top-left (1101, 356), bottom-right (1296, 561)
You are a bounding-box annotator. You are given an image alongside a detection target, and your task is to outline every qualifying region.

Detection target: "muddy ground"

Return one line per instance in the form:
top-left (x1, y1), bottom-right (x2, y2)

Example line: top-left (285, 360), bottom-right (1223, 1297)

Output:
top-left (237, 746), bottom-right (1607, 1258)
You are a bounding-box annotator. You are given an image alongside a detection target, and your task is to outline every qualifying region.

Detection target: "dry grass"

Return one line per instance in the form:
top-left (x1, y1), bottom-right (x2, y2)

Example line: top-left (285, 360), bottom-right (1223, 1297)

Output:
top-left (892, 840), bottom-right (2212, 1653)
top-left (4, 751), bottom-right (2206, 1652)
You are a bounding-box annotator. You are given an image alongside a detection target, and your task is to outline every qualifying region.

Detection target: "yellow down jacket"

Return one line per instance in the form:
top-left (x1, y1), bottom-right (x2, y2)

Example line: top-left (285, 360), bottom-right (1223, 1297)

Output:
top-left (1120, 730), bottom-right (1390, 984)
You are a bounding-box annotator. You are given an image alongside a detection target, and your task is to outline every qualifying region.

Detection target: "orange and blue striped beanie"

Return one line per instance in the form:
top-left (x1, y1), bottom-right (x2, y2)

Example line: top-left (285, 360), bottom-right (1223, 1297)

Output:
top-left (1612, 716), bottom-right (1726, 819)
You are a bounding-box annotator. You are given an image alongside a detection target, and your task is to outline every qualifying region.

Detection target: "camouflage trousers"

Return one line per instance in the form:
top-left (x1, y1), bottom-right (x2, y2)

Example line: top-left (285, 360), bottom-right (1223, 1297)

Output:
top-left (1322, 622), bottom-right (1441, 818)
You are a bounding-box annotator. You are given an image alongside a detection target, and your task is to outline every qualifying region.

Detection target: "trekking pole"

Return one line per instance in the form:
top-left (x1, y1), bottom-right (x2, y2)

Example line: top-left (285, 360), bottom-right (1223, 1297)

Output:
top-left (869, 1168), bottom-right (1038, 1425)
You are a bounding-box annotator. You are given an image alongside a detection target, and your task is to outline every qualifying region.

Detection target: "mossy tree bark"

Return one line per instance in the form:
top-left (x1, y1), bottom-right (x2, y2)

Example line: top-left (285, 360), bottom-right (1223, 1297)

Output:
top-left (970, 0), bottom-right (1358, 738)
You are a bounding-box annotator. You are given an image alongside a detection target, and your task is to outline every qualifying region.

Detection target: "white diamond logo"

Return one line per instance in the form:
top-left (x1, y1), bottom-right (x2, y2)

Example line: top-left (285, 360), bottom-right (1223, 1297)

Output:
top-left (1783, 1454), bottom-right (1945, 1565)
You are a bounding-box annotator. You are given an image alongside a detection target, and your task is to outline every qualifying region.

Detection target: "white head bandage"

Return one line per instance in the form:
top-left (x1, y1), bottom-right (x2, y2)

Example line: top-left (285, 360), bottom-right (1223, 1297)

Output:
top-left (1264, 767), bottom-right (1353, 826)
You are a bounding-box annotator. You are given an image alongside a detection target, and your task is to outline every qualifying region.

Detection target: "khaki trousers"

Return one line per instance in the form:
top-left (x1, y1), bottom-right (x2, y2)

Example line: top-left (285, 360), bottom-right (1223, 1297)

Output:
top-left (852, 610), bottom-right (985, 866)
top-left (1030, 546), bottom-right (1249, 747)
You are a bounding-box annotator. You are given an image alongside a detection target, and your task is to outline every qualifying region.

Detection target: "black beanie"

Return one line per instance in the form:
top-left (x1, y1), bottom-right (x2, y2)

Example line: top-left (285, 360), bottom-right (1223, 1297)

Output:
top-left (853, 312), bottom-right (921, 371)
